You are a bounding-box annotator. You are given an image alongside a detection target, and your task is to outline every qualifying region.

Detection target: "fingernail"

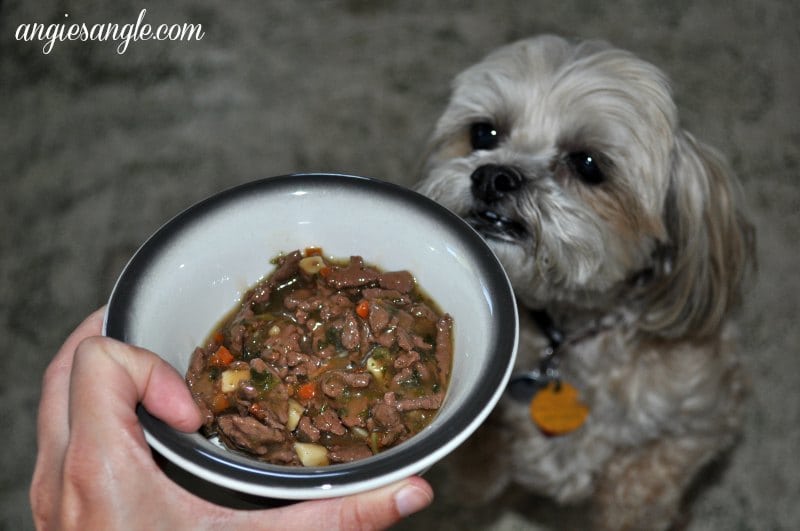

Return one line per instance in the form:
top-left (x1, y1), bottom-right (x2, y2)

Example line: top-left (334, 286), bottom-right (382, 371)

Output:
top-left (394, 483), bottom-right (433, 517)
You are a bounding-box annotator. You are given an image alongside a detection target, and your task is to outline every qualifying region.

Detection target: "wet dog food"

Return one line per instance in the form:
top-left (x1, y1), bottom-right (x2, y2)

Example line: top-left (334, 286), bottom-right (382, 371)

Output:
top-left (185, 248), bottom-right (453, 466)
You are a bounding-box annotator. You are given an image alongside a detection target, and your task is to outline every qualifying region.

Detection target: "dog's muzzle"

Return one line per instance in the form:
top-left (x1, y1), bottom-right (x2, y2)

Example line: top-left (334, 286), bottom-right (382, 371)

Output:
top-left (467, 164), bottom-right (528, 242)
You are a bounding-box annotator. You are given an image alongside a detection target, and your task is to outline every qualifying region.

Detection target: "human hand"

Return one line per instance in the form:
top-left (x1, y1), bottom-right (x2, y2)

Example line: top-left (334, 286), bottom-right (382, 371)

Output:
top-left (30, 307), bottom-right (433, 530)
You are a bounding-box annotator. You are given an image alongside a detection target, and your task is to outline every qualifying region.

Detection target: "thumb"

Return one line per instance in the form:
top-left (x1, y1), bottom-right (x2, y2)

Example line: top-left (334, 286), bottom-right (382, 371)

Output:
top-left (224, 476), bottom-right (433, 531)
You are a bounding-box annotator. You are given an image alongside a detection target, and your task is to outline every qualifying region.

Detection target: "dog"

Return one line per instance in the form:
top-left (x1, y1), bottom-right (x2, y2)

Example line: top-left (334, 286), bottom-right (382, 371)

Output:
top-left (416, 35), bottom-right (755, 530)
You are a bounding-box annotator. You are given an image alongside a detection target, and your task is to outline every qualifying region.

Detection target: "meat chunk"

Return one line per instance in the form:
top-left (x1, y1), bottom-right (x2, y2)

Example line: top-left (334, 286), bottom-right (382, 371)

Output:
top-left (394, 350), bottom-right (420, 369)
top-left (295, 416), bottom-right (321, 443)
top-left (250, 357), bottom-right (269, 373)
top-left (321, 370), bottom-right (372, 398)
top-left (396, 393), bottom-right (444, 412)
top-left (368, 303), bottom-right (391, 334)
top-left (313, 408), bottom-right (347, 435)
top-left (341, 311), bottom-right (361, 350)
top-left (362, 288), bottom-right (411, 307)
top-left (339, 395), bottom-right (370, 428)
top-left (248, 400), bottom-right (287, 429)
top-left (329, 444), bottom-right (373, 463)
top-left (396, 327), bottom-right (413, 352)
top-left (377, 270), bottom-right (415, 293)
top-left (435, 314), bottom-right (453, 386)
top-left (342, 372), bottom-right (372, 388)
top-left (186, 347), bottom-right (207, 381)
top-left (325, 256), bottom-right (380, 289)
top-left (269, 250), bottom-right (303, 285)
top-left (217, 415), bottom-right (286, 455)
top-left (371, 401), bottom-right (402, 428)
top-left (319, 293), bottom-right (353, 320)
top-left (321, 372), bottom-right (345, 398)
top-left (368, 393), bottom-right (407, 447)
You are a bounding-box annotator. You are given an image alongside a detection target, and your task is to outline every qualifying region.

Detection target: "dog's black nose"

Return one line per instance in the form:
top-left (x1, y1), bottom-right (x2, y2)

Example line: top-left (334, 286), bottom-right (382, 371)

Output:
top-left (471, 164), bottom-right (524, 203)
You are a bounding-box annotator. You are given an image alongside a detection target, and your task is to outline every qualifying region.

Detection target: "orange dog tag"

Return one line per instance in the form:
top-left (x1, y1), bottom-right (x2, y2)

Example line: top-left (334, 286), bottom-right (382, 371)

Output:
top-left (529, 381), bottom-right (589, 436)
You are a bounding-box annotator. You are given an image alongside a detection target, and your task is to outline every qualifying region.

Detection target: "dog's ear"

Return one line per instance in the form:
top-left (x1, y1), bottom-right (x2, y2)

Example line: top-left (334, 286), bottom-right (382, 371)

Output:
top-left (640, 132), bottom-right (755, 339)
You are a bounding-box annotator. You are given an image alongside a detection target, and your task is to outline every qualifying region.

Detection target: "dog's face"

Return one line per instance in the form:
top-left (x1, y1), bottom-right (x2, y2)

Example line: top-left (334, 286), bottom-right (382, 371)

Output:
top-left (417, 35), bottom-right (752, 336)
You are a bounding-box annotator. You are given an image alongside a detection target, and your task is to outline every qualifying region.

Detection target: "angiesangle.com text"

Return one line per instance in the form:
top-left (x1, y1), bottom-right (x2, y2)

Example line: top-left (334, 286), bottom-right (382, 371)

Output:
top-left (15, 9), bottom-right (205, 55)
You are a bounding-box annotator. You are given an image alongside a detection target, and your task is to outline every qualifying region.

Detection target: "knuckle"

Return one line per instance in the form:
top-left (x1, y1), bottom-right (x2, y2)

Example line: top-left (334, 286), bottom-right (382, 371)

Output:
top-left (74, 335), bottom-right (107, 357)
top-left (336, 497), bottom-right (392, 531)
top-left (57, 445), bottom-right (101, 530)
top-left (29, 472), bottom-right (52, 529)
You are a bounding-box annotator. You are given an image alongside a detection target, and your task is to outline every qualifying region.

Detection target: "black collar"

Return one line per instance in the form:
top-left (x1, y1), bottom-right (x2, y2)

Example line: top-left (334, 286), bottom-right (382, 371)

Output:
top-left (506, 308), bottom-right (624, 402)
top-left (506, 309), bottom-right (564, 402)
top-left (530, 309), bottom-right (564, 350)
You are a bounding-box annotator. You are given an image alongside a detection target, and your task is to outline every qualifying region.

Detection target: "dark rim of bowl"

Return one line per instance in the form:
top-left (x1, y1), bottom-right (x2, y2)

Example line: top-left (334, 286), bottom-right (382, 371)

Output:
top-left (105, 173), bottom-right (516, 492)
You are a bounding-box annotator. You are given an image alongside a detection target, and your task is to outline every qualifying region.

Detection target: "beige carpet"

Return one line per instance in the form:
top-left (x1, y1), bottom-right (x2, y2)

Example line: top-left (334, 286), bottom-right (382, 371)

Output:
top-left (2, 1), bottom-right (798, 529)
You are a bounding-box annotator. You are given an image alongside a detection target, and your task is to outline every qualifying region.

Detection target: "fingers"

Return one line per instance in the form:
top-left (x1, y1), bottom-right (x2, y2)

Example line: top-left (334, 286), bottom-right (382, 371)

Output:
top-left (68, 336), bottom-right (203, 440)
top-left (293, 476), bottom-right (433, 530)
top-left (226, 476), bottom-right (434, 531)
top-left (33, 323), bottom-right (203, 530)
top-left (31, 307), bottom-right (106, 528)
top-left (46, 337), bottom-right (203, 528)
top-left (36, 307), bottom-right (106, 453)
top-left (351, 476), bottom-right (434, 523)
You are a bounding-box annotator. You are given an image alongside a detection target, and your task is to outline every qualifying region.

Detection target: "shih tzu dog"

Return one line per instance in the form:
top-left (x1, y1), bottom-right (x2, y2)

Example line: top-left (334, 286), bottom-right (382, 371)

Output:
top-left (416, 35), bottom-right (755, 530)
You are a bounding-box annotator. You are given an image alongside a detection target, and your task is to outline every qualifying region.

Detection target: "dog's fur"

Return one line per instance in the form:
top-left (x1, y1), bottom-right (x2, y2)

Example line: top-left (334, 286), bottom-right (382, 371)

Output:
top-left (416, 35), bottom-right (755, 530)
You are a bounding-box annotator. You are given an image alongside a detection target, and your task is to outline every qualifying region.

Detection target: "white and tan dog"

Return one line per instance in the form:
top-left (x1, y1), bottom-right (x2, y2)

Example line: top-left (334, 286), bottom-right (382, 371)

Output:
top-left (416, 35), bottom-right (755, 530)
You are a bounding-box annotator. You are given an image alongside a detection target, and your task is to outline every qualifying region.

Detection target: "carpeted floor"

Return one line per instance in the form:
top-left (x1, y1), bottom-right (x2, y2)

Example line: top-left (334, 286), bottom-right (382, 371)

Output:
top-left (2, 1), bottom-right (798, 529)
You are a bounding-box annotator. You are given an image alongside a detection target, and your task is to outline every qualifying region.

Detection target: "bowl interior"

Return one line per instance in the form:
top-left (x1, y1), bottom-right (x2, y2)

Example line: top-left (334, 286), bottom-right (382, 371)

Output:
top-left (105, 173), bottom-right (517, 499)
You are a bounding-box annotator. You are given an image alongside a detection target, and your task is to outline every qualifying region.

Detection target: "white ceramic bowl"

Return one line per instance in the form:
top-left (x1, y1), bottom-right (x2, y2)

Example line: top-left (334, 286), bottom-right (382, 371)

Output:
top-left (104, 173), bottom-right (518, 500)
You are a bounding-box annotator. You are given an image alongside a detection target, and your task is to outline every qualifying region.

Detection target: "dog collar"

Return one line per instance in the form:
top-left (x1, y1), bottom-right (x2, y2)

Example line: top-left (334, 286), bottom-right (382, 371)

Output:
top-left (506, 310), bottom-right (564, 402)
top-left (507, 309), bottom-right (624, 436)
top-left (506, 309), bottom-right (623, 402)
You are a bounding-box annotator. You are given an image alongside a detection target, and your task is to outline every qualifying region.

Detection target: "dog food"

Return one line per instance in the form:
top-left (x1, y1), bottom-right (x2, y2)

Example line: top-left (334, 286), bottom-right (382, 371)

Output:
top-left (186, 248), bottom-right (452, 466)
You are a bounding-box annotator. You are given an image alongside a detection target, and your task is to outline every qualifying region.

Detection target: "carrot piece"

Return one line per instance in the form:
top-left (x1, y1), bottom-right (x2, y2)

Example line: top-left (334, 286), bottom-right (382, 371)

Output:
top-left (211, 393), bottom-right (230, 413)
top-left (356, 300), bottom-right (370, 319)
top-left (297, 382), bottom-right (316, 400)
top-left (209, 345), bottom-right (234, 368)
top-left (319, 266), bottom-right (331, 278)
top-left (213, 331), bottom-right (225, 344)
top-left (304, 246), bottom-right (323, 256)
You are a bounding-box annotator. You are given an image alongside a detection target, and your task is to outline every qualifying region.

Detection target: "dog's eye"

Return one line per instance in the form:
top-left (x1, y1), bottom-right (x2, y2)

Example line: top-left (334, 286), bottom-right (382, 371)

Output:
top-left (568, 152), bottom-right (605, 184)
top-left (470, 122), bottom-right (500, 151)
